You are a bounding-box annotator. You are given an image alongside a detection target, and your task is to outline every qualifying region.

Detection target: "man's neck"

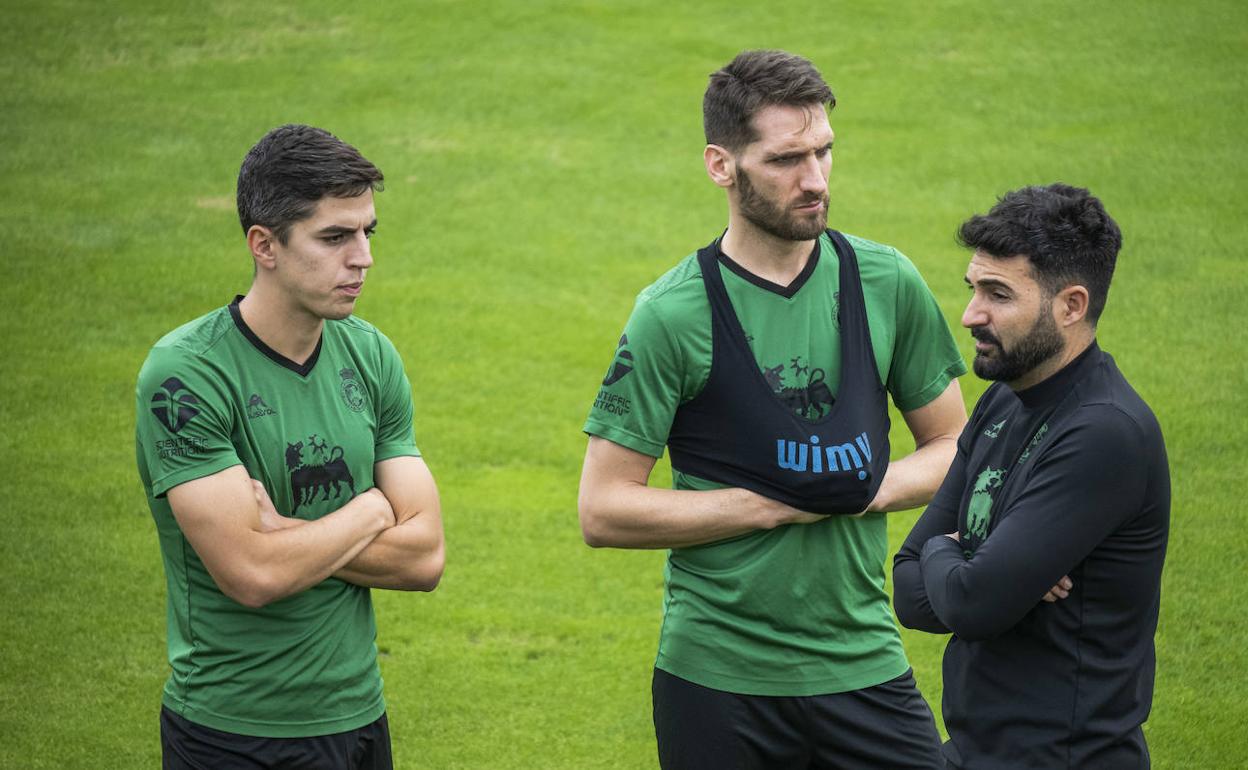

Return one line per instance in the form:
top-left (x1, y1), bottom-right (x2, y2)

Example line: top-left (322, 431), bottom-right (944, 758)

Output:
top-left (237, 283), bottom-right (324, 365)
top-left (720, 218), bottom-right (817, 287)
top-left (1009, 327), bottom-right (1096, 391)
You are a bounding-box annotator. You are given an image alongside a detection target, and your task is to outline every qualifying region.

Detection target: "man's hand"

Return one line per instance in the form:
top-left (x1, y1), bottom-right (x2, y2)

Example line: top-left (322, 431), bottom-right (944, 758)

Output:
top-left (1042, 575), bottom-right (1073, 603)
top-left (755, 492), bottom-right (828, 528)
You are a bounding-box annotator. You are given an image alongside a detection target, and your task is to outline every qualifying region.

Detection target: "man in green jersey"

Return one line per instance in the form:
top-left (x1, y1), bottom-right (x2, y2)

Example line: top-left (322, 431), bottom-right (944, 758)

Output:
top-left (136, 124), bottom-right (444, 769)
top-left (578, 51), bottom-right (967, 768)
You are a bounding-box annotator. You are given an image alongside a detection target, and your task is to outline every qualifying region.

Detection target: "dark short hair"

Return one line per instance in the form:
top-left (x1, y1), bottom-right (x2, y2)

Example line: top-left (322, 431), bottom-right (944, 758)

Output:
top-left (236, 124), bottom-right (384, 243)
top-left (958, 183), bottom-right (1123, 323)
top-left (704, 50), bottom-right (835, 152)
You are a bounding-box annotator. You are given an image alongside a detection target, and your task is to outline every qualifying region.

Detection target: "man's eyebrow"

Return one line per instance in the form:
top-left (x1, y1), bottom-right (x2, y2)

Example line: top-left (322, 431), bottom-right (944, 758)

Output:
top-left (766, 140), bottom-right (834, 160)
top-left (965, 276), bottom-right (1013, 291)
top-left (314, 219), bottom-right (378, 236)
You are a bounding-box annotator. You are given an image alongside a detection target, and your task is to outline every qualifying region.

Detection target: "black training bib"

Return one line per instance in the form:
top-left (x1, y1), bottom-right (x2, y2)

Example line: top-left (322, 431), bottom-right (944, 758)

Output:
top-left (667, 230), bottom-right (890, 515)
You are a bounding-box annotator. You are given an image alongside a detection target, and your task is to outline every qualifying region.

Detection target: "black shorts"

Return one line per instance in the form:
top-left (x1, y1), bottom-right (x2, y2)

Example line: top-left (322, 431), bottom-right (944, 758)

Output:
top-left (652, 668), bottom-right (943, 770)
top-left (160, 707), bottom-right (392, 770)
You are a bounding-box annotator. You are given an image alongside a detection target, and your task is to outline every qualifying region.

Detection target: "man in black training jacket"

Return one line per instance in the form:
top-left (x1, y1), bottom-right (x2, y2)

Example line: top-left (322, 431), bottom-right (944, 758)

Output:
top-left (893, 183), bottom-right (1170, 769)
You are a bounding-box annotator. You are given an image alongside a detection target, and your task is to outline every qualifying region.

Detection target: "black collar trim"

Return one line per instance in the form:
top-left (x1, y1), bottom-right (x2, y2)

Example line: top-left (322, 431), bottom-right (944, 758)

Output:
top-left (715, 237), bottom-right (820, 299)
top-left (228, 295), bottom-right (322, 377)
top-left (1016, 341), bottom-right (1102, 408)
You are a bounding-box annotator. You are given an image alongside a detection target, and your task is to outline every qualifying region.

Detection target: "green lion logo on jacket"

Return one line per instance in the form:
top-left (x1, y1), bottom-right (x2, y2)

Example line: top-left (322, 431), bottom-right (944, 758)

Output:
top-left (966, 467), bottom-right (1007, 542)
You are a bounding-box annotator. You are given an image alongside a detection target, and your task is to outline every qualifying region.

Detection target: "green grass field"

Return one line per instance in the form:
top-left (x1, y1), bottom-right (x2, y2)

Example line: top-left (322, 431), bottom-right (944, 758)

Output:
top-left (2, 1), bottom-right (1245, 766)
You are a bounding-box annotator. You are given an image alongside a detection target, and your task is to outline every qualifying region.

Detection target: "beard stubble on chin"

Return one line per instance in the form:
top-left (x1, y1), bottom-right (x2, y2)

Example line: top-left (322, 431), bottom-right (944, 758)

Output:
top-left (971, 305), bottom-right (1065, 383)
top-left (736, 167), bottom-right (829, 242)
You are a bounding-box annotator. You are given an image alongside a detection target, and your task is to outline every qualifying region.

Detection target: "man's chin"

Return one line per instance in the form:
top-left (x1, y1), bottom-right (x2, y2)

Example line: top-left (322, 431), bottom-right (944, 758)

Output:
top-left (972, 353), bottom-right (1006, 381)
top-left (787, 216), bottom-right (828, 241)
top-left (321, 300), bottom-right (357, 321)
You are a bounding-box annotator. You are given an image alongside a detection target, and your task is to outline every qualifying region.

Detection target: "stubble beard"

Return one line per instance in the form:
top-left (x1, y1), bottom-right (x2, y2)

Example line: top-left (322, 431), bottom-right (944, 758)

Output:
top-left (971, 304), bottom-right (1066, 384)
top-left (736, 167), bottom-right (829, 242)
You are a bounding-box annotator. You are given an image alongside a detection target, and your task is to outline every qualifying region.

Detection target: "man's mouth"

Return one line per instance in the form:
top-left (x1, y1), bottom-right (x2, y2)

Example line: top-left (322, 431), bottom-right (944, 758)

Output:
top-left (971, 328), bottom-right (1000, 354)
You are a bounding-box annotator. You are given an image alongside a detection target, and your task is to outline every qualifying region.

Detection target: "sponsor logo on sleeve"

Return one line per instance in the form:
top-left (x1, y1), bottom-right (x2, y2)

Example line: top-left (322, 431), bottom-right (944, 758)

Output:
top-left (601, 334), bottom-right (634, 386)
top-left (150, 377), bottom-right (200, 434)
top-left (593, 390), bottom-right (632, 416)
top-left (154, 436), bottom-right (208, 460)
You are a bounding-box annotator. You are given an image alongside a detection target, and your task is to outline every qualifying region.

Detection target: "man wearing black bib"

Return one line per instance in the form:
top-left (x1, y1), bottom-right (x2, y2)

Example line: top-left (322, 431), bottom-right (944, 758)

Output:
top-left (893, 184), bottom-right (1170, 768)
top-left (578, 50), bottom-right (967, 768)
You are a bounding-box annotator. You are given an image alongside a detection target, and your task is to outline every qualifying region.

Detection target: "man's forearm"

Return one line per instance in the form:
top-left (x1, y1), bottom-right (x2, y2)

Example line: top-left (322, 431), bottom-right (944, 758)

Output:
top-left (263, 496), bottom-right (390, 593)
top-left (867, 435), bottom-right (958, 512)
top-left (267, 494), bottom-right (442, 590)
top-left (332, 456), bottom-right (445, 590)
top-left (181, 478), bottom-right (394, 609)
top-left (871, 380), bottom-right (967, 513)
top-left (578, 436), bottom-right (824, 550)
top-left (894, 507), bottom-right (957, 634)
top-left (334, 514), bottom-right (444, 590)
top-left (579, 482), bottom-right (822, 550)
top-left (893, 557), bottom-right (953, 634)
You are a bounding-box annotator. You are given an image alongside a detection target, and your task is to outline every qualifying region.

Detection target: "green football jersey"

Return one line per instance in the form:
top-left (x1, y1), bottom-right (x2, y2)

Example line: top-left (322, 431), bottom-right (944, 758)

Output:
top-left (584, 232), bottom-right (966, 696)
top-left (135, 299), bottom-right (420, 737)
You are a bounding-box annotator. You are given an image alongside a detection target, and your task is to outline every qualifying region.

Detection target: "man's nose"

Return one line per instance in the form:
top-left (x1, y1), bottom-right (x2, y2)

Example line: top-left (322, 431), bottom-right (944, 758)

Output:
top-left (799, 155), bottom-right (828, 194)
top-left (347, 232), bottom-right (373, 268)
top-left (962, 295), bottom-right (987, 329)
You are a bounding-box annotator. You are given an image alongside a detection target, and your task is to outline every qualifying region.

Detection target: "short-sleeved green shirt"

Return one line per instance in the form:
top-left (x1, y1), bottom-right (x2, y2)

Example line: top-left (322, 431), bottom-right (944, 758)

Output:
top-left (135, 300), bottom-right (420, 737)
top-left (584, 232), bottom-right (966, 696)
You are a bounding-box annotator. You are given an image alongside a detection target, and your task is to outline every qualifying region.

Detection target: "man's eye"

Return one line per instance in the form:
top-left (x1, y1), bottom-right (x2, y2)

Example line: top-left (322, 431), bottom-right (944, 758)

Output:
top-left (324, 233), bottom-right (346, 244)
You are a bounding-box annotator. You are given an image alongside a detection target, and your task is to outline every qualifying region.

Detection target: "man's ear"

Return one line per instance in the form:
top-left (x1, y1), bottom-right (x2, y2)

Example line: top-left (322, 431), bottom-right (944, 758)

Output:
top-left (1054, 284), bottom-right (1090, 328)
top-left (247, 225), bottom-right (278, 270)
top-left (704, 144), bottom-right (735, 189)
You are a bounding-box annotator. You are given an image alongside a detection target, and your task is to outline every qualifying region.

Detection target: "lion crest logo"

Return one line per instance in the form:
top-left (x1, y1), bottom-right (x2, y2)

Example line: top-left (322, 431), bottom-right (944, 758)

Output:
top-left (339, 368), bottom-right (367, 413)
top-left (284, 434), bottom-right (356, 514)
top-left (966, 467), bottom-right (1007, 543)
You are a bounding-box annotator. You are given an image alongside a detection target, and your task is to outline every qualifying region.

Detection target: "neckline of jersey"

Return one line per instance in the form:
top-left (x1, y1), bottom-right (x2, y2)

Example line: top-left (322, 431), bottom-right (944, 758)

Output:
top-left (696, 230), bottom-right (877, 428)
top-left (1014, 341), bottom-right (1102, 409)
top-left (714, 236), bottom-right (821, 299)
top-left (228, 295), bottom-right (323, 377)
